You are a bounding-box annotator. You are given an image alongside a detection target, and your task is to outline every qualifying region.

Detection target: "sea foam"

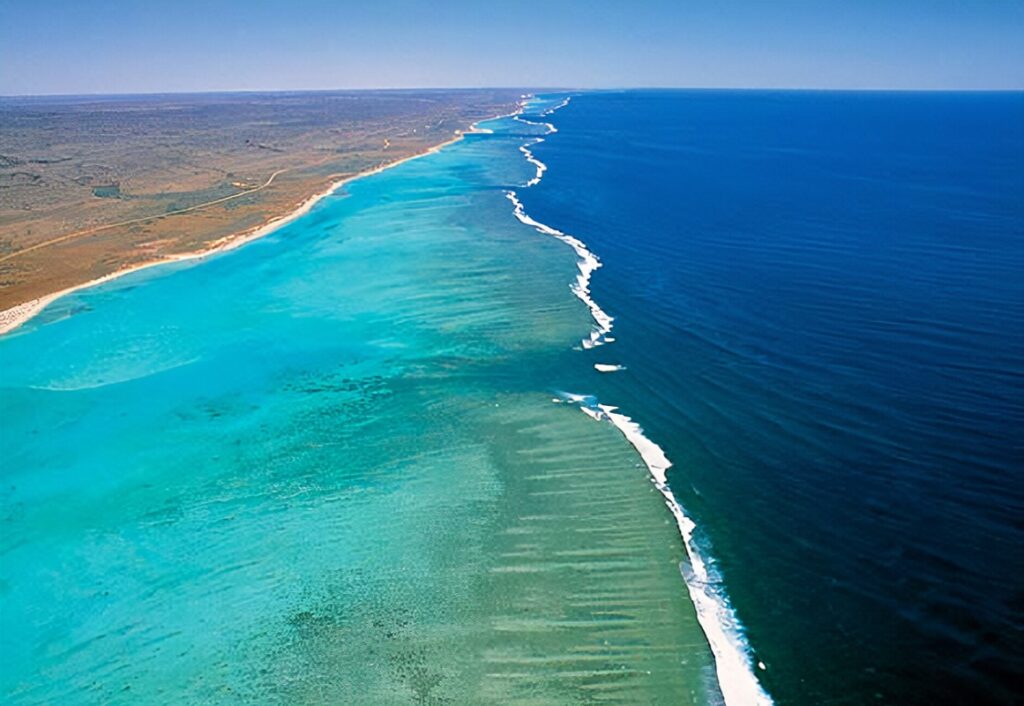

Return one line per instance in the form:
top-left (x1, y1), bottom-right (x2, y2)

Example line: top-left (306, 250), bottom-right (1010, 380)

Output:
top-left (511, 96), bottom-right (774, 706)
top-left (520, 141), bottom-right (547, 187)
top-left (541, 96), bottom-right (572, 115)
top-left (507, 98), bottom-right (611, 348)
top-left (506, 191), bottom-right (613, 348)
top-left (514, 114), bottom-right (558, 134)
top-left (560, 395), bottom-right (775, 706)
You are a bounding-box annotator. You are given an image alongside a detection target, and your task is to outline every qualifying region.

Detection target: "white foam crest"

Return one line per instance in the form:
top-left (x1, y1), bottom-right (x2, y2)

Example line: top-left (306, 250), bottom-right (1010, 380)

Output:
top-left (541, 96), bottom-right (572, 115)
top-left (508, 96), bottom-right (610, 347)
top-left (514, 114), bottom-right (558, 134)
top-left (519, 141), bottom-right (547, 187)
top-left (556, 391), bottom-right (593, 404)
top-left (558, 398), bottom-right (774, 706)
top-left (505, 191), bottom-right (614, 348)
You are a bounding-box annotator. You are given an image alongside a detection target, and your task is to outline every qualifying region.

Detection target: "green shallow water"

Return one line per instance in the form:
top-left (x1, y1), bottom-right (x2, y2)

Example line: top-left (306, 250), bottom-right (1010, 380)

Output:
top-left (0, 103), bottom-right (720, 704)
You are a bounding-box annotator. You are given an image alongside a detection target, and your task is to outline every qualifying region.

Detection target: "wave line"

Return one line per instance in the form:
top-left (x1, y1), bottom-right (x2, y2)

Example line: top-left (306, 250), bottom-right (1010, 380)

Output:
top-left (508, 95), bottom-right (775, 706)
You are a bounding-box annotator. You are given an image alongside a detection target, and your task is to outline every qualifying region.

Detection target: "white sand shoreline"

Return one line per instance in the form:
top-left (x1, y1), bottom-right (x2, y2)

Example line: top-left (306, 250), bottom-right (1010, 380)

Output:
top-left (0, 107), bottom-right (522, 337)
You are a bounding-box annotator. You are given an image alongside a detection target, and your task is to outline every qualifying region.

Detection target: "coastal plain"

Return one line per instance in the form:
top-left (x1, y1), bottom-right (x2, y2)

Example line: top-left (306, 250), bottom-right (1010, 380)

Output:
top-left (0, 89), bottom-right (521, 313)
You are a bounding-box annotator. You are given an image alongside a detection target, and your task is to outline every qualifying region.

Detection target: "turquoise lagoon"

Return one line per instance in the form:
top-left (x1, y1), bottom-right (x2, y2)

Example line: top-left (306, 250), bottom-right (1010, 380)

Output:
top-left (0, 98), bottom-right (728, 704)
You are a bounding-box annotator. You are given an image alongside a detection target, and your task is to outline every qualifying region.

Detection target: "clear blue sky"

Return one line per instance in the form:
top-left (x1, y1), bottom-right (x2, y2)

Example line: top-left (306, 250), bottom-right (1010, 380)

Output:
top-left (2, 0), bottom-right (1022, 95)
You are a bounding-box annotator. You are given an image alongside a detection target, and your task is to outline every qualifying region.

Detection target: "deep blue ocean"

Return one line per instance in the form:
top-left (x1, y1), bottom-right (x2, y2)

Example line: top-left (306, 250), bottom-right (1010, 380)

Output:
top-left (529, 90), bottom-right (1024, 705)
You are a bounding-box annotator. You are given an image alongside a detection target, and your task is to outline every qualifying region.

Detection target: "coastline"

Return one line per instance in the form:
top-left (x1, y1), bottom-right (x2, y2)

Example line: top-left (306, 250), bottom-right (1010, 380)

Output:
top-left (0, 90), bottom-right (724, 704)
top-left (0, 115), bottom-right (516, 337)
top-left (4, 91), bottom-right (768, 704)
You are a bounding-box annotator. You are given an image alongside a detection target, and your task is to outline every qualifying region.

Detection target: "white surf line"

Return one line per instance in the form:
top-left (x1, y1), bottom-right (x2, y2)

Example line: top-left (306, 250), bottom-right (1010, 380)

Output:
top-left (508, 96), bottom-right (774, 706)
top-left (520, 141), bottom-right (547, 187)
top-left (507, 97), bottom-right (611, 348)
top-left (513, 114), bottom-right (558, 134)
top-left (506, 191), bottom-right (613, 348)
top-left (541, 96), bottom-right (571, 116)
top-left (575, 400), bottom-right (774, 706)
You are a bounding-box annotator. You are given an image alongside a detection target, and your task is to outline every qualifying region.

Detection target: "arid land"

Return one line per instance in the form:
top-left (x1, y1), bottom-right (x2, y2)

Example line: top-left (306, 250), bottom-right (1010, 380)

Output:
top-left (0, 89), bottom-right (523, 315)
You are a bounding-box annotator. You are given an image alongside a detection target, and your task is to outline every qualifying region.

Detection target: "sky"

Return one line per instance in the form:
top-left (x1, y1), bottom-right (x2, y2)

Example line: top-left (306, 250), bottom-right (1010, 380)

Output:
top-left (1, 0), bottom-right (1022, 95)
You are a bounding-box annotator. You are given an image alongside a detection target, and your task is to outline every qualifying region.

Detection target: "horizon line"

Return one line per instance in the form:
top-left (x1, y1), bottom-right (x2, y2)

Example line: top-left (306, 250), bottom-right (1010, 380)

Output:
top-left (2, 85), bottom-right (1023, 100)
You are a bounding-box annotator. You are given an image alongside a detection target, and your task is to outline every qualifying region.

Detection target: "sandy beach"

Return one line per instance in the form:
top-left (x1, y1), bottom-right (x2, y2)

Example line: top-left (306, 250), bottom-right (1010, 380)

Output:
top-left (0, 117), bottom-right (515, 337)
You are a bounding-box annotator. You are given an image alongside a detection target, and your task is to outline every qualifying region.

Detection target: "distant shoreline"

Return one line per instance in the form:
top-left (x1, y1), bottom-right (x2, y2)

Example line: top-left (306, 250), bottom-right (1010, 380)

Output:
top-left (0, 110), bottom-right (520, 336)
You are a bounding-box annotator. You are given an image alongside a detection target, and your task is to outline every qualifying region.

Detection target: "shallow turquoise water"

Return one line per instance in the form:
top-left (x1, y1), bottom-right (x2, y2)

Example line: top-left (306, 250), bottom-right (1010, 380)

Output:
top-left (0, 99), bottom-right (723, 704)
